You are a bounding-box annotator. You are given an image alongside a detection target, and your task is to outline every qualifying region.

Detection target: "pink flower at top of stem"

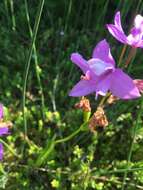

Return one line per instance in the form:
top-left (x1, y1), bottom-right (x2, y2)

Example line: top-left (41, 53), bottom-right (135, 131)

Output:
top-left (69, 39), bottom-right (140, 99)
top-left (106, 11), bottom-right (143, 48)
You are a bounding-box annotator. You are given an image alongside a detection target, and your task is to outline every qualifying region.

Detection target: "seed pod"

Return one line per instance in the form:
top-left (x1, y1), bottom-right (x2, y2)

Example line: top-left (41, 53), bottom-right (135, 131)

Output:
top-left (89, 107), bottom-right (108, 132)
top-left (75, 97), bottom-right (91, 112)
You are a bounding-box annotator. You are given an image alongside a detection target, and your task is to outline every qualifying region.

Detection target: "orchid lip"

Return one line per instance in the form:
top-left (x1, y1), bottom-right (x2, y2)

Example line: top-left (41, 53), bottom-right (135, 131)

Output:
top-left (87, 58), bottom-right (114, 76)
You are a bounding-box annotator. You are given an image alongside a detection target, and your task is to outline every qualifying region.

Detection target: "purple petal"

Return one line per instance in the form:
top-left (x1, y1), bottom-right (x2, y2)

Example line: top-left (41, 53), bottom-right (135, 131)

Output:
top-left (0, 104), bottom-right (4, 119)
top-left (0, 143), bottom-right (3, 160)
top-left (69, 80), bottom-right (96, 97)
top-left (110, 69), bottom-right (141, 99)
top-left (106, 24), bottom-right (128, 44)
top-left (0, 127), bottom-right (9, 136)
top-left (114, 11), bottom-right (124, 32)
top-left (96, 74), bottom-right (112, 97)
top-left (70, 53), bottom-right (89, 74)
top-left (130, 27), bottom-right (141, 36)
top-left (92, 39), bottom-right (115, 65)
top-left (134, 15), bottom-right (143, 29)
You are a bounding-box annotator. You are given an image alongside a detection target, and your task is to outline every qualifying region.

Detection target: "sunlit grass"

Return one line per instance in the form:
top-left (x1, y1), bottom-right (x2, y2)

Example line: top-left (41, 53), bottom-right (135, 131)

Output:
top-left (0, 0), bottom-right (143, 189)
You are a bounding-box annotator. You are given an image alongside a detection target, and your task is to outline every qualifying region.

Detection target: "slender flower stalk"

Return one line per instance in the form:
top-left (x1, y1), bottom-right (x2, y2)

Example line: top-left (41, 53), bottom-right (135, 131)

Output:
top-left (96, 166), bottom-right (143, 175)
top-left (9, 0), bottom-right (16, 31)
top-left (98, 92), bottom-right (111, 107)
top-left (64, 0), bottom-right (73, 32)
top-left (22, 0), bottom-right (45, 139)
top-left (125, 48), bottom-right (137, 67)
top-left (118, 45), bottom-right (127, 67)
top-left (24, 0), bottom-right (45, 119)
top-left (55, 123), bottom-right (85, 144)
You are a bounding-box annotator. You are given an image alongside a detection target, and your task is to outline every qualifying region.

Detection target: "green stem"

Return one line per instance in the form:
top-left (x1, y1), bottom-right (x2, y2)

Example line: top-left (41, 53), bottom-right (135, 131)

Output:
top-left (83, 161), bottom-right (90, 190)
top-left (90, 166), bottom-right (143, 177)
top-left (36, 123), bottom-right (85, 167)
top-left (9, 0), bottom-right (16, 31)
top-left (4, 0), bottom-right (10, 27)
top-left (24, 0), bottom-right (45, 119)
top-left (121, 99), bottom-right (143, 190)
top-left (99, 93), bottom-right (111, 107)
top-left (110, 167), bottom-right (143, 174)
top-left (22, 0), bottom-right (45, 138)
top-left (5, 163), bottom-right (143, 175)
top-left (64, 0), bottom-right (72, 32)
top-left (55, 123), bottom-right (86, 144)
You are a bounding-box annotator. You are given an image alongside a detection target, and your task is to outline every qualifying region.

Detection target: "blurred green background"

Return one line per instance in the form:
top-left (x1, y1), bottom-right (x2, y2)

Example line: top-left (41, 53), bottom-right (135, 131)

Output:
top-left (1, 0), bottom-right (143, 189)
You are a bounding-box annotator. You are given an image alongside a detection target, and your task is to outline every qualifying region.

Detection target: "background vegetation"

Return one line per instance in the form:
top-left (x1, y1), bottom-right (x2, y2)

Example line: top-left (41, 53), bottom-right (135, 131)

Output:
top-left (1, 0), bottom-right (143, 189)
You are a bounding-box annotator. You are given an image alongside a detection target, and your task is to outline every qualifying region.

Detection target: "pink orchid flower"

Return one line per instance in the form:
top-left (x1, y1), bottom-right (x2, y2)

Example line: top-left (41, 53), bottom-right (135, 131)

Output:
top-left (106, 11), bottom-right (143, 48)
top-left (69, 40), bottom-right (140, 99)
top-left (0, 104), bottom-right (9, 160)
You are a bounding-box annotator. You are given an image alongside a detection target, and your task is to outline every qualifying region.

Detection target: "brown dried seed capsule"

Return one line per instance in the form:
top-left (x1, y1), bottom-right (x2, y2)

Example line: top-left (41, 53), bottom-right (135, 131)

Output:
top-left (74, 97), bottom-right (91, 112)
top-left (89, 107), bottom-right (108, 132)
